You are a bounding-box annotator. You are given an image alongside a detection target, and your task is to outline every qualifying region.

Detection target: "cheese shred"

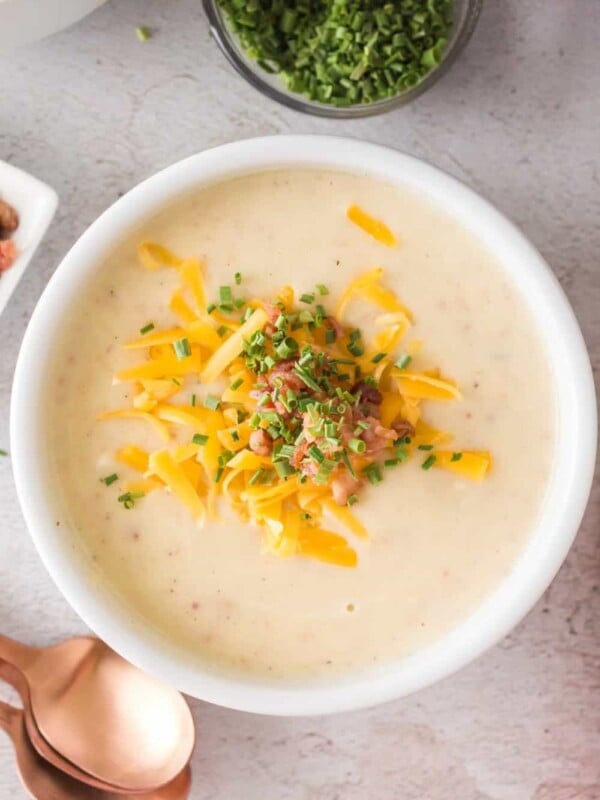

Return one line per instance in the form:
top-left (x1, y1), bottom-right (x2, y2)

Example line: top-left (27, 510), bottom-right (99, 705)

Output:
top-left (100, 237), bottom-right (490, 568)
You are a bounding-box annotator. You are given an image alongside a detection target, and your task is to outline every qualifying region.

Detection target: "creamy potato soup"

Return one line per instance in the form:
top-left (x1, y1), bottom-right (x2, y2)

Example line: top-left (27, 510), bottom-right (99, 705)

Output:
top-left (46, 170), bottom-right (554, 679)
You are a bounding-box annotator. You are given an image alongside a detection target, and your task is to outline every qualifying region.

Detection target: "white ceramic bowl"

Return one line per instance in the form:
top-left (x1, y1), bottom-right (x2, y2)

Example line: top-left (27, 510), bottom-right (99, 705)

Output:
top-left (10, 137), bottom-right (597, 716)
top-left (0, 0), bottom-right (106, 52)
top-left (0, 160), bottom-right (58, 316)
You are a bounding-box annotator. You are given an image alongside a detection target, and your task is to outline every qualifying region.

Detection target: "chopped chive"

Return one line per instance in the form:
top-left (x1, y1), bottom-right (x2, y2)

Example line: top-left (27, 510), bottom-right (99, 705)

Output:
top-left (230, 377), bottom-right (244, 391)
top-left (102, 473), bottom-right (118, 486)
top-left (274, 461), bottom-right (295, 478)
top-left (294, 365), bottom-right (321, 392)
top-left (173, 337), bottom-right (191, 360)
top-left (275, 313), bottom-right (288, 330)
top-left (451, 452), bottom-right (463, 462)
top-left (249, 467), bottom-right (266, 485)
top-left (171, 377), bottom-right (181, 386)
top-left (139, 322), bottom-right (154, 335)
top-left (203, 395), bottom-right (220, 410)
top-left (325, 327), bottom-right (337, 344)
top-left (234, 297), bottom-right (246, 309)
top-left (274, 444), bottom-right (296, 461)
top-left (347, 494), bottom-right (358, 506)
top-left (190, 393), bottom-right (197, 407)
top-left (234, 271), bottom-right (242, 285)
top-left (206, 303), bottom-right (217, 314)
top-left (298, 310), bottom-right (314, 324)
top-left (218, 450), bottom-right (235, 467)
top-left (347, 342), bottom-right (364, 357)
top-left (192, 433), bottom-right (209, 446)
top-left (315, 458), bottom-right (336, 484)
top-left (316, 284), bottom-right (329, 296)
top-left (135, 26), bottom-right (151, 41)
top-left (275, 337), bottom-right (299, 358)
top-left (395, 353), bottom-right (412, 370)
top-left (348, 438), bottom-right (366, 454)
top-left (0, 449), bottom-right (8, 457)
top-left (300, 511), bottom-right (312, 520)
top-left (214, 467), bottom-right (224, 483)
top-left (231, 430), bottom-right (240, 442)
top-left (300, 292), bottom-right (315, 304)
top-left (395, 445), bottom-right (410, 463)
top-left (341, 449), bottom-right (357, 479)
top-left (216, 0), bottom-right (452, 108)
top-left (219, 286), bottom-right (233, 306)
top-left (241, 307), bottom-right (253, 322)
top-left (118, 491), bottom-right (144, 509)
top-left (371, 352), bottom-right (387, 364)
top-left (418, 444), bottom-right (434, 451)
top-left (384, 458), bottom-right (399, 468)
top-left (308, 445), bottom-right (325, 464)
top-left (422, 454), bottom-right (437, 470)
top-left (363, 463), bottom-right (383, 485)
top-left (217, 325), bottom-right (228, 338)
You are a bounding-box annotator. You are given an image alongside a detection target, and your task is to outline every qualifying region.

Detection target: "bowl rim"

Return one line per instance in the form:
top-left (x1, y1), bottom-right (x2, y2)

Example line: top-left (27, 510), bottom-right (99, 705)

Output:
top-left (10, 135), bottom-right (597, 716)
top-left (202, 0), bottom-right (484, 118)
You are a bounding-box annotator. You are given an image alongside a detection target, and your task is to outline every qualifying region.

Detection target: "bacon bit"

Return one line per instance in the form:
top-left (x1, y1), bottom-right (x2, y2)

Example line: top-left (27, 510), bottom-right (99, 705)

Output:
top-left (290, 440), bottom-right (309, 469)
top-left (267, 359), bottom-right (305, 392)
top-left (360, 415), bottom-right (399, 454)
top-left (352, 380), bottom-right (382, 406)
top-left (392, 419), bottom-right (415, 440)
top-left (0, 240), bottom-right (17, 273)
top-left (248, 429), bottom-right (273, 456)
top-left (331, 472), bottom-right (361, 506)
top-left (0, 200), bottom-right (18, 239)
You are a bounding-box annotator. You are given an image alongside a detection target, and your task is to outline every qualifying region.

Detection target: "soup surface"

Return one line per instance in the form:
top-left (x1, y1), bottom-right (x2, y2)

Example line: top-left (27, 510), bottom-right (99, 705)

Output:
top-left (47, 170), bottom-right (554, 679)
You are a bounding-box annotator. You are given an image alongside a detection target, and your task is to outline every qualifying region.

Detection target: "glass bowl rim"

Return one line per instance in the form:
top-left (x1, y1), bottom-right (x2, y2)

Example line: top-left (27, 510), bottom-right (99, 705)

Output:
top-left (203, 0), bottom-right (484, 118)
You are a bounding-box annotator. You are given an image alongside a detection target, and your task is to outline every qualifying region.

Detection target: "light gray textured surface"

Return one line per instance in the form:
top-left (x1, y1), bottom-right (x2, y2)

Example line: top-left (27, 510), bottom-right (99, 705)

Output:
top-left (1, 1), bottom-right (599, 797)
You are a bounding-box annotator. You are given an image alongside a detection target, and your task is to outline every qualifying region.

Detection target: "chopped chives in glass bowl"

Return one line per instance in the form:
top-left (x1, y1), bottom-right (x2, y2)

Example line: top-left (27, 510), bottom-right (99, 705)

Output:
top-left (203, 0), bottom-right (482, 117)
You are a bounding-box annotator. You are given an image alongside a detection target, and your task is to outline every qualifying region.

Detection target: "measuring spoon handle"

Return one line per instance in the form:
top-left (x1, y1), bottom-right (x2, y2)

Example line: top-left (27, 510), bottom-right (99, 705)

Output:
top-left (0, 634), bottom-right (37, 673)
top-left (0, 699), bottom-right (20, 738)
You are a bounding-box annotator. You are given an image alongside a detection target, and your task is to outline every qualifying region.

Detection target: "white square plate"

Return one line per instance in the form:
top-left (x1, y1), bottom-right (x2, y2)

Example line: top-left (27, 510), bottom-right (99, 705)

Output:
top-left (0, 160), bottom-right (58, 316)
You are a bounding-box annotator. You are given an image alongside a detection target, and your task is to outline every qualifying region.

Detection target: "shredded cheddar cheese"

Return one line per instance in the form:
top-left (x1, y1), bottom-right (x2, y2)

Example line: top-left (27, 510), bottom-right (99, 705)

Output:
top-left (99, 232), bottom-right (491, 569)
top-left (347, 204), bottom-right (397, 247)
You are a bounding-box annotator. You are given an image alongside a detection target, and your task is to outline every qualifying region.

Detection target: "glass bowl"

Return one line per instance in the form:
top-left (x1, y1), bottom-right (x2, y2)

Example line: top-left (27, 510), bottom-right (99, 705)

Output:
top-left (203, 0), bottom-right (483, 118)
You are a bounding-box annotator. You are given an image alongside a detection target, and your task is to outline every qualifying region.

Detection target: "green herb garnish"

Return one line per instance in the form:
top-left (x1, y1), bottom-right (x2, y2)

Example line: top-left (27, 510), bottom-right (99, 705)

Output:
top-left (422, 454), bottom-right (437, 470)
top-left (348, 438), bottom-right (366, 454)
top-left (192, 434), bottom-right (209, 446)
top-left (139, 322), bottom-right (154, 335)
top-left (395, 353), bottom-right (412, 370)
top-left (363, 463), bottom-right (383, 485)
top-left (173, 337), bottom-right (191, 360)
top-left (118, 491), bottom-right (144, 509)
top-left (451, 452), bottom-right (463, 462)
top-left (135, 26), bottom-right (151, 42)
top-left (203, 395), bottom-right (221, 410)
top-left (217, 0), bottom-right (453, 107)
top-left (102, 473), bottom-right (118, 486)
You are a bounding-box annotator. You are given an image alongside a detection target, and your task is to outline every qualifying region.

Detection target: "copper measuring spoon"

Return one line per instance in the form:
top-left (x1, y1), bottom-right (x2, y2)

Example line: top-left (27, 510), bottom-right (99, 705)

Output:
top-left (0, 700), bottom-right (191, 800)
top-left (0, 634), bottom-right (195, 793)
top-left (0, 657), bottom-right (123, 792)
top-left (0, 657), bottom-right (177, 794)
